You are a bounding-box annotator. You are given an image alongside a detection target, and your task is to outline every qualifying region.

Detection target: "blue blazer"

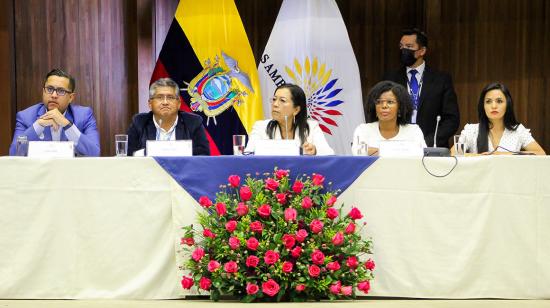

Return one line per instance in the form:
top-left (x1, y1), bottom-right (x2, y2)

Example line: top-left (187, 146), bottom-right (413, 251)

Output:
top-left (9, 103), bottom-right (101, 156)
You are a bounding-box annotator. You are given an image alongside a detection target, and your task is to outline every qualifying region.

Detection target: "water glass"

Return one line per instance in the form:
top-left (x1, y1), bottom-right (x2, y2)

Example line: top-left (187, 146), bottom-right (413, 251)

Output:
top-left (15, 135), bottom-right (28, 156)
top-left (357, 142), bottom-right (369, 156)
top-left (454, 135), bottom-right (465, 156)
top-left (232, 135), bottom-right (246, 156)
top-left (115, 134), bottom-right (128, 157)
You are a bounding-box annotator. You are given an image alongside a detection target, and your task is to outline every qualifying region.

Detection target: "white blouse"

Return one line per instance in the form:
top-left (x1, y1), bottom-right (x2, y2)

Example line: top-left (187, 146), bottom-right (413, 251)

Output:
top-left (351, 122), bottom-right (427, 155)
top-left (459, 123), bottom-right (535, 153)
top-left (245, 119), bottom-right (335, 155)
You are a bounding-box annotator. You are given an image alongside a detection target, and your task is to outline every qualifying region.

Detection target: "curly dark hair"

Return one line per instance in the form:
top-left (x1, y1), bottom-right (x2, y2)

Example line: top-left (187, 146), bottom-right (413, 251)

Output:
top-left (365, 81), bottom-right (413, 126)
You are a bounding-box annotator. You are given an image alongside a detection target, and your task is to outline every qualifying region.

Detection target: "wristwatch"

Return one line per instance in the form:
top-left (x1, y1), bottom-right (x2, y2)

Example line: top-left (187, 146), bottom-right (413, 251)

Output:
top-left (63, 121), bottom-right (73, 130)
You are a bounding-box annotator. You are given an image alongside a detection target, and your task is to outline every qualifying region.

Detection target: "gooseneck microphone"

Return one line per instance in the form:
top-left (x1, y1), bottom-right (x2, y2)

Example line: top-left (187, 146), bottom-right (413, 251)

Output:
top-left (284, 115), bottom-right (288, 139)
top-left (433, 115), bottom-right (441, 147)
top-left (423, 115), bottom-right (450, 157)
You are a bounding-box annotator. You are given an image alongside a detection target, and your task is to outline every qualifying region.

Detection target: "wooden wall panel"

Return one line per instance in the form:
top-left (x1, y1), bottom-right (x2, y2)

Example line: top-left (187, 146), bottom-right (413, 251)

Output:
top-left (0, 0), bottom-right (15, 155)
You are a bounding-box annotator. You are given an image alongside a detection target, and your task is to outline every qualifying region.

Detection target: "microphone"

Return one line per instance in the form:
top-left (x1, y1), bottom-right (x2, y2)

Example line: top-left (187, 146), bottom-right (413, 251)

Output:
top-left (423, 115), bottom-right (450, 157)
top-left (433, 115), bottom-right (441, 147)
top-left (284, 115), bottom-right (288, 139)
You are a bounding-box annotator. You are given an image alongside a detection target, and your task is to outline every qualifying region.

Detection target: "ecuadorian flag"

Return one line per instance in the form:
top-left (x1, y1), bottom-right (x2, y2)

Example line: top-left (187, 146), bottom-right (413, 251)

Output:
top-left (151, 0), bottom-right (263, 155)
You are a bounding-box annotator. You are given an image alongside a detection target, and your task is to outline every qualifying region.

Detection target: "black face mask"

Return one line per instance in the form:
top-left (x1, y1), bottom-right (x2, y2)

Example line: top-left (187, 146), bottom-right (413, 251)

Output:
top-left (400, 48), bottom-right (418, 67)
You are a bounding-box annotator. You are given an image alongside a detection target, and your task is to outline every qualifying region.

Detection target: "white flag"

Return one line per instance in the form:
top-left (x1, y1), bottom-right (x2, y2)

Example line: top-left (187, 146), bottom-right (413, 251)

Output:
top-left (258, 0), bottom-right (365, 155)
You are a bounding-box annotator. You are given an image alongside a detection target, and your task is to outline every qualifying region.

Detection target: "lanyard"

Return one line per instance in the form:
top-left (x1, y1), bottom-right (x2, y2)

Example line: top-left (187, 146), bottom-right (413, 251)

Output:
top-left (407, 70), bottom-right (424, 108)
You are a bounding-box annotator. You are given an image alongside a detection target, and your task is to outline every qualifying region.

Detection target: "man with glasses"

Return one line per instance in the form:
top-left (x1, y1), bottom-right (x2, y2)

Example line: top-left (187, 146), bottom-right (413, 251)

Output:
top-left (9, 68), bottom-right (100, 156)
top-left (127, 78), bottom-right (210, 156)
top-left (382, 28), bottom-right (459, 148)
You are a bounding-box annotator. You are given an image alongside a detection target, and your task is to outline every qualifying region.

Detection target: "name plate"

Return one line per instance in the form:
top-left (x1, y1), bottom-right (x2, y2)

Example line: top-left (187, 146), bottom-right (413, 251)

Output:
top-left (146, 140), bottom-right (192, 157)
top-left (254, 139), bottom-right (300, 156)
top-left (27, 141), bottom-right (75, 158)
top-left (379, 140), bottom-right (424, 157)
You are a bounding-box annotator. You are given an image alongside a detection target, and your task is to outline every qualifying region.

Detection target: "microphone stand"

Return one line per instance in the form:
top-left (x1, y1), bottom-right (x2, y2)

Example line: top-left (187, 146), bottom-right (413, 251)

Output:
top-left (423, 115), bottom-right (450, 157)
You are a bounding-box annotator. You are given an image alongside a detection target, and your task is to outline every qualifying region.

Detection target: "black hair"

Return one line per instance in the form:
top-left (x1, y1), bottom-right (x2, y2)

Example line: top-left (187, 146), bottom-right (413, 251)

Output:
top-left (402, 28), bottom-right (428, 48)
top-left (266, 83), bottom-right (309, 144)
top-left (365, 80), bottom-right (413, 126)
top-left (44, 68), bottom-right (76, 92)
top-left (476, 82), bottom-right (519, 153)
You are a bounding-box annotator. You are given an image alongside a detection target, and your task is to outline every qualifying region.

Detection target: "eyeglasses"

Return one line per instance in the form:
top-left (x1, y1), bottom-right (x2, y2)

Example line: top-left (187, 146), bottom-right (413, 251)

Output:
top-left (375, 99), bottom-right (397, 106)
top-left (151, 94), bottom-right (178, 101)
top-left (43, 86), bottom-right (72, 96)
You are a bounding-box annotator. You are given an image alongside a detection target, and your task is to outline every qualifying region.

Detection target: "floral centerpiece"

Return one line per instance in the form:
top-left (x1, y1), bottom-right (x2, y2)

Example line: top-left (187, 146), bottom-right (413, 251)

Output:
top-left (179, 168), bottom-right (374, 302)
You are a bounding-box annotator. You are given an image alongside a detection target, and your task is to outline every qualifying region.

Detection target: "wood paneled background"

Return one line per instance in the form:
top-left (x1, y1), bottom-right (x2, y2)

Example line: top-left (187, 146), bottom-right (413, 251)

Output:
top-left (1, 0), bottom-right (548, 155)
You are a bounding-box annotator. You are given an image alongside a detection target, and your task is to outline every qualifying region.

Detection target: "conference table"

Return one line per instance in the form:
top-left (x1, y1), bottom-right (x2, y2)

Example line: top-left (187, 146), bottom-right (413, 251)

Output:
top-left (1, 156), bottom-right (549, 299)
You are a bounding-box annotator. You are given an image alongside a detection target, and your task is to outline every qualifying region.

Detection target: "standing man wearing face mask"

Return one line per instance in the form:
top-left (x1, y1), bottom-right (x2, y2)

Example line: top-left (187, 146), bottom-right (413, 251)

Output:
top-left (382, 28), bottom-right (459, 148)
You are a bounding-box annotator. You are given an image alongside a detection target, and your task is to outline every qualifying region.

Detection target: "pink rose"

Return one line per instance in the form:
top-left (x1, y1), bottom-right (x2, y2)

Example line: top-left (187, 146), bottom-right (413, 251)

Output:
top-left (329, 281), bottom-right (341, 295)
top-left (295, 284), bottom-right (306, 292)
top-left (203, 228), bottom-right (216, 238)
top-left (346, 256), bottom-right (359, 269)
top-left (345, 222), bottom-right (356, 234)
top-left (326, 195), bottom-right (337, 207)
top-left (332, 232), bottom-right (344, 246)
top-left (236, 202), bottom-right (249, 216)
top-left (199, 277), bottom-right (211, 290)
top-left (181, 275), bottom-right (193, 289)
top-left (311, 249), bottom-right (325, 265)
top-left (180, 237), bottom-right (194, 246)
top-left (207, 260), bottom-right (220, 272)
top-left (341, 285), bottom-right (352, 296)
top-left (246, 283), bottom-right (259, 295)
top-left (327, 261), bottom-right (341, 271)
top-left (365, 259), bottom-right (376, 271)
top-left (215, 202), bottom-right (227, 216)
top-left (225, 220), bottom-right (237, 233)
top-left (276, 193), bottom-right (287, 205)
top-left (357, 280), bottom-right (371, 294)
top-left (246, 237), bottom-right (259, 250)
top-left (309, 219), bottom-right (324, 234)
top-left (291, 246), bottom-right (302, 258)
top-left (228, 175), bottom-right (241, 188)
top-left (326, 207), bottom-right (339, 220)
top-left (262, 279), bottom-right (280, 297)
top-left (295, 229), bottom-right (308, 242)
top-left (265, 178), bottom-right (279, 191)
top-left (224, 260), bottom-right (238, 273)
top-left (281, 234), bottom-right (296, 249)
top-left (312, 174), bottom-right (325, 187)
top-left (275, 169), bottom-right (289, 179)
top-left (301, 197), bottom-right (313, 210)
top-left (198, 196), bottom-right (212, 208)
top-left (292, 180), bottom-right (304, 193)
top-left (228, 236), bottom-right (240, 250)
top-left (284, 208), bottom-right (297, 221)
top-left (348, 207), bottom-right (363, 220)
top-left (308, 264), bottom-right (321, 277)
top-left (246, 255), bottom-right (260, 267)
top-left (282, 261), bottom-right (293, 273)
top-left (191, 248), bottom-right (205, 262)
top-left (257, 204), bottom-right (271, 218)
top-left (249, 221), bottom-right (263, 233)
top-left (240, 186), bottom-right (252, 201)
top-left (264, 250), bottom-right (280, 265)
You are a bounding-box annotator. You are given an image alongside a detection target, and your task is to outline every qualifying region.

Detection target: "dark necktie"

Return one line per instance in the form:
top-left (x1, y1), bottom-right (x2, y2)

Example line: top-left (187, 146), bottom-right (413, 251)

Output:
top-left (409, 69), bottom-right (419, 110)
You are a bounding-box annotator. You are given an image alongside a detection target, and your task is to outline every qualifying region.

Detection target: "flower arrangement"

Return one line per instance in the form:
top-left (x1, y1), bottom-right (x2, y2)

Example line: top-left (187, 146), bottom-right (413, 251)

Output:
top-left (179, 168), bottom-right (374, 302)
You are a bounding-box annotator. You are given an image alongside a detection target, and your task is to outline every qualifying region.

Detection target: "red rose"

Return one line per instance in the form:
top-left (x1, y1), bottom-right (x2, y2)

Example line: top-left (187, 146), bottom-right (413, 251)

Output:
top-left (327, 261), bottom-right (341, 271)
top-left (345, 222), bottom-right (356, 234)
top-left (301, 196), bottom-right (313, 210)
top-left (365, 259), bottom-right (376, 271)
top-left (284, 208), bottom-right (297, 222)
top-left (275, 169), bottom-right (289, 179)
top-left (246, 255), bottom-right (260, 267)
top-left (326, 195), bottom-right (337, 207)
top-left (276, 193), bottom-right (287, 204)
top-left (281, 234), bottom-right (296, 249)
top-left (228, 236), bottom-right (240, 250)
top-left (295, 284), bottom-right (306, 292)
top-left (246, 237), bottom-right (259, 250)
top-left (265, 178), bottom-right (279, 191)
top-left (246, 283), bottom-right (259, 295)
top-left (295, 229), bottom-right (308, 242)
top-left (257, 204), bottom-right (271, 218)
top-left (181, 275), bottom-right (193, 289)
top-left (282, 261), bottom-right (293, 273)
top-left (264, 250), bottom-right (280, 265)
top-left (224, 260), bottom-right (238, 273)
top-left (332, 232), bottom-right (344, 246)
top-left (191, 247), bottom-right (205, 262)
top-left (308, 264), bottom-right (321, 277)
top-left (311, 249), bottom-right (325, 265)
top-left (240, 186), bottom-right (252, 201)
top-left (341, 285), bottom-right (352, 296)
top-left (357, 280), bottom-right (371, 294)
top-left (346, 256), bottom-right (359, 269)
top-left (329, 281), bottom-right (341, 295)
top-left (348, 207), bottom-right (363, 220)
top-left (249, 221), bottom-right (263, 233)
top-left (225, 220), bottom-right (237, 233)
top-left (236, 202), bottom-right (249, 216)
top-left (215, 202), bottom-right (227, 216)
top-left (228, 175), bottom-right (241, 188)
top-left (262, 279), bottom-right (280, 297)
top-left (292, 180), bottom-right (304, 193)
top-left (199, 277), bottom-right (211, 290)
top-left (198, 196), bottom-right (213, 208)
top-left (326, 207), bottom-right (339, 220)
top-left (291, 246), bottom-right (302, 258)
top-left (312, 174), bottom-right (325, 187)
top-left (207, 260), bottom-right (220, 272)
top-left (309, 219), bottom-right (324, 234)
top-left (180, 237), bottom-right (194, 246)
top-left (203, 228), bottom-right (216, 238)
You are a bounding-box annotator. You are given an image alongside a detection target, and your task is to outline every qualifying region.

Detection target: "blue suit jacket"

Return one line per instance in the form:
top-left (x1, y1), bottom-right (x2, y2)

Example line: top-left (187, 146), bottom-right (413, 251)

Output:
top-left (9, 103), bottom-right (101, 156)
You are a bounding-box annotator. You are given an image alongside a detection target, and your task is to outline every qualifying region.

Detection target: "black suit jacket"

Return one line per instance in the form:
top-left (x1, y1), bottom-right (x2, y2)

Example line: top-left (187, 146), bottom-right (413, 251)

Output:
top-left (382, 65), bottom-right (459, 147)
top-left (127, 111), bottom-right (210, 156)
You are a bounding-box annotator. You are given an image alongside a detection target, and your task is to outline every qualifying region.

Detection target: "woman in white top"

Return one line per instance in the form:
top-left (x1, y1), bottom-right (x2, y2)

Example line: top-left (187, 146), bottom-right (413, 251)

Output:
top-left (245, 84), bottom-right (334, 155)
top-left (352, 81), bottom-right (426, 155)
top-left (452, 82), bottom-right (545, 155)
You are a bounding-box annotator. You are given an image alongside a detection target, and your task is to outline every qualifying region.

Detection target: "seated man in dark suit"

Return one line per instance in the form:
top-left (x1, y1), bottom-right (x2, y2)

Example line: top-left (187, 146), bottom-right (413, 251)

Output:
top-left (382, 28), bottom-right (459, 148)
top-left (127, 78), bottom-right (210, 156)
top-left (9, 68), bottom-right (100, 156)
